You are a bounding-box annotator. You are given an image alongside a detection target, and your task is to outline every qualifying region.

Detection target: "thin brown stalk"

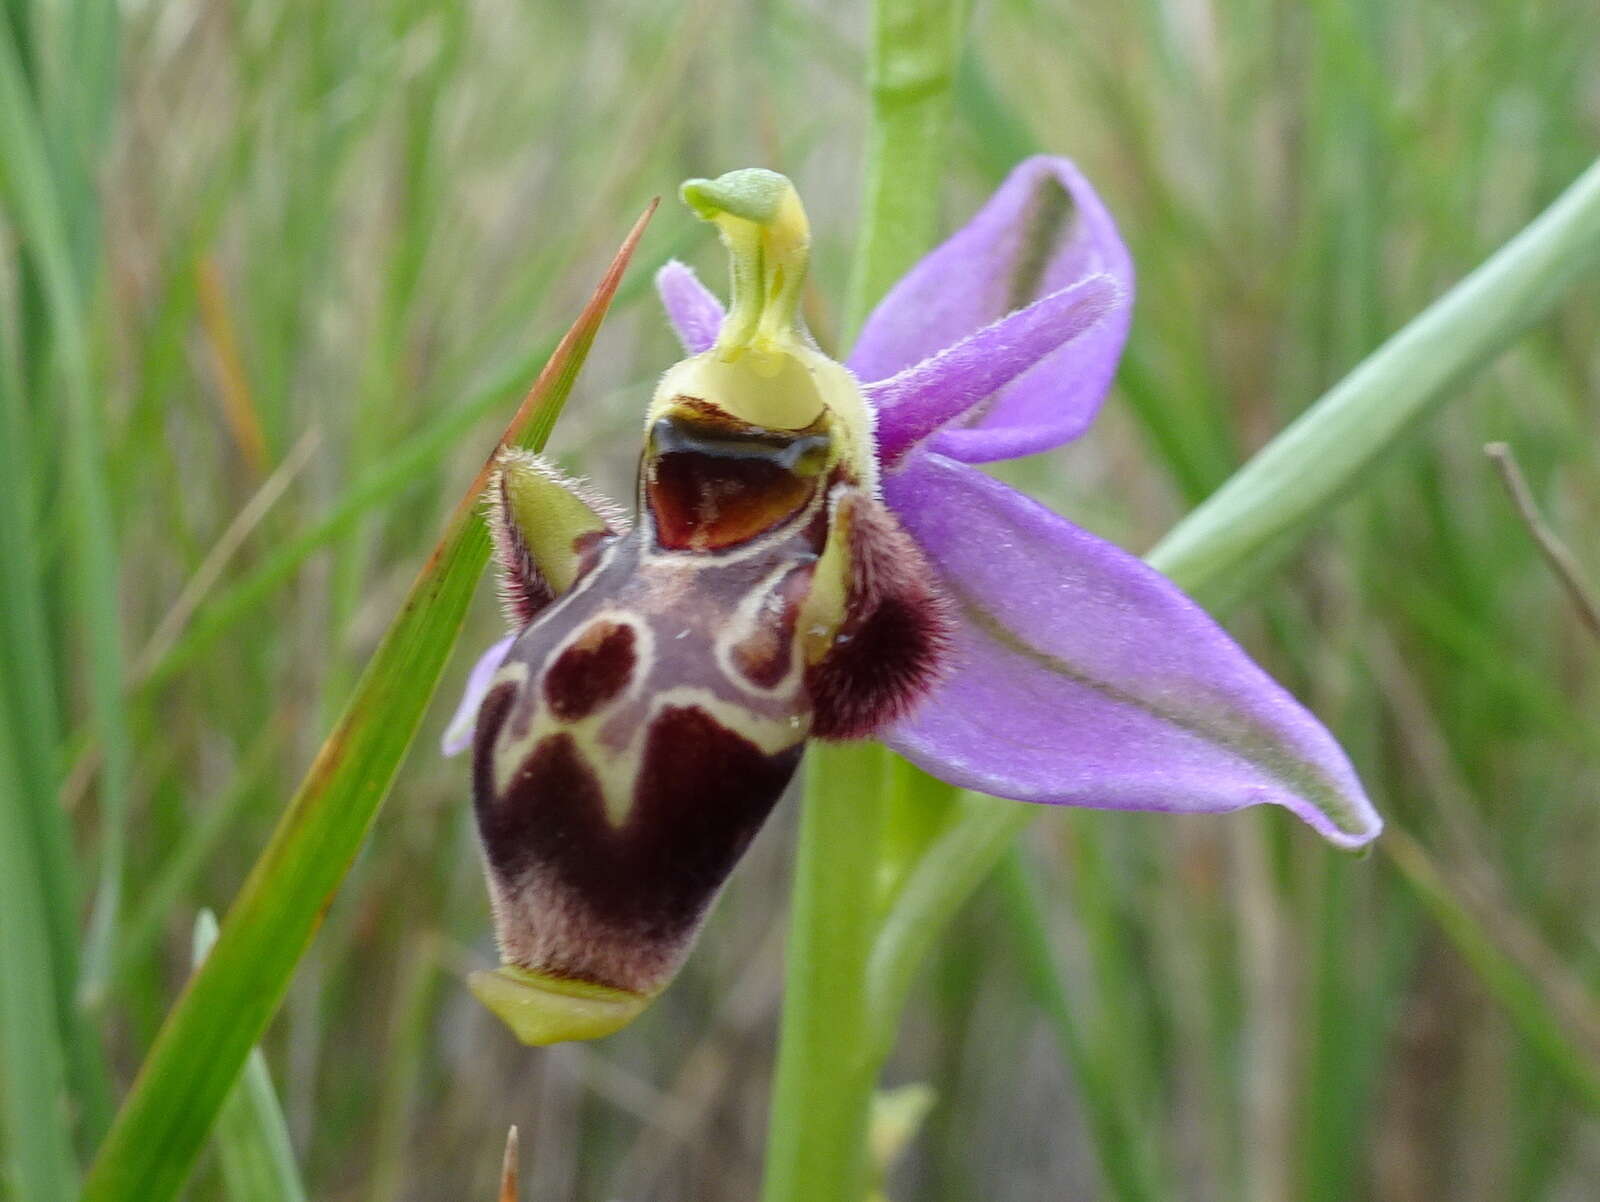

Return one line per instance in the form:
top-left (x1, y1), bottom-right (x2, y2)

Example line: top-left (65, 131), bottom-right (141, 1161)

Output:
top-left (196, 256), bottom-right (271, 478)
top-left (58, 427), bottom-right (321, 814)
top-left (1485, 441), bottom-right (1600, 643)
top-left (135, 426), bottom-right (322, 678)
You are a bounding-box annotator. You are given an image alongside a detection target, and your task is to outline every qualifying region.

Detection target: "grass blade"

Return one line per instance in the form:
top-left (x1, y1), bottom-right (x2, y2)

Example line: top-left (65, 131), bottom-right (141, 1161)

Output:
top-left (79, 201), bottom-right (656, 1202)
top-left (1152, 154), bottom-right (1600, 605)
top-left (0, 696), bottom-right (77, 1202)
top-left (994, 848), bottom-right (1168, 1202)
top-left (866, 794), bottom-right (1033, 1057)
top-left (0, 0), bottom-right (118, 1154)
top-left (190, 912), bottom-right (308, 1202)
top-left (116, 724), bottom-right (286, 983)
top-left (0, 301), bottom-right (83, 1200)
top-left (138, 248), bottom-right (675, 693)
top-left (1382, 831), bottom-right (1600, 1110)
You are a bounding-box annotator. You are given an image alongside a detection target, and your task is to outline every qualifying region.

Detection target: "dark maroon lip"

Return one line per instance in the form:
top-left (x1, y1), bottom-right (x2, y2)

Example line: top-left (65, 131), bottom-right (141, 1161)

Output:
top-left (474, 694), bottom-right (802, 993)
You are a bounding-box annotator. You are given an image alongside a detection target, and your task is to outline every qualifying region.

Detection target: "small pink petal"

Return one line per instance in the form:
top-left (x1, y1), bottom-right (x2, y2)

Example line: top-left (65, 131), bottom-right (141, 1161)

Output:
top-left (850, 156), bottom-right (1133, 463)
top-left (441, 635), bottom-right (515, 757)
top-left (866, 273), bottom-right (1122, 471)
top-left (655, 260), bottom-right (725, 354)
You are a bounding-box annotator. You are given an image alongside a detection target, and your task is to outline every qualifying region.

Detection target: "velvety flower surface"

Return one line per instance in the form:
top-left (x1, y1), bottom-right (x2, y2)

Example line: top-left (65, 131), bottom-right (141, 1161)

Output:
top-left (446, 156), bottom-right (1381, 851)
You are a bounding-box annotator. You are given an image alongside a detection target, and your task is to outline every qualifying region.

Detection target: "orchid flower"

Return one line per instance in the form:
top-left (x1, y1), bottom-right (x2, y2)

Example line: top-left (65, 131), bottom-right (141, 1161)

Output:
top-left (443, 159), bottom-right (1382, 1045)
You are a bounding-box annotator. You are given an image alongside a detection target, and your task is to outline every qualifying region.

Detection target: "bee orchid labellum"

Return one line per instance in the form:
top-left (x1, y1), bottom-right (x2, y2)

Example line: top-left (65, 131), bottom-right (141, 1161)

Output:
top-left (448, 159), bottom-right (1382, 1046)
top-left (461, 170), bottom-right (952, 1044)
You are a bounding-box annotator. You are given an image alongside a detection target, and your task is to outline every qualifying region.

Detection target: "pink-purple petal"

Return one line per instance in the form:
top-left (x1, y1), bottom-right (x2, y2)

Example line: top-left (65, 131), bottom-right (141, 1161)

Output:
top-left (849, 156), bottom-right (1134, 463)
top-left (880, 455), bottom-right (1382, 848)
top-left (866, 273), bottom-right (1123, 472)
top-left (441, 634), bottom-right (515, 757)
top-left (655, 260), bottom-right (725, 354)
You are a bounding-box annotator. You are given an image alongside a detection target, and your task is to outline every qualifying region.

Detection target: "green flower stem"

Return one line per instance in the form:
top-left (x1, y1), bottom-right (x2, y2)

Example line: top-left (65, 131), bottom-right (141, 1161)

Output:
top-left (843, 0), bottom-right (969, 338)
top-left (762, 4), bottom-right (968, 1199)
top-left (763, 743), bottom-right (889, 1202)
top-left (0, 6), bottom-right (120, 1159)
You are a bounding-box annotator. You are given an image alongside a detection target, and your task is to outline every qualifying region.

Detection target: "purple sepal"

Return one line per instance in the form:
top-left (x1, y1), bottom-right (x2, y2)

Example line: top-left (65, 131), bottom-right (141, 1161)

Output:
top-left (866, 273), bottom-right (1123, 471)
top-left (655, 261), bottom-right (725, 354)
top-left (880, 455), bottom-right (1381, 848)
top-left (849, 156), bottom-right (1134, 464)
top-left (441, 634), bottom-right (515, 757)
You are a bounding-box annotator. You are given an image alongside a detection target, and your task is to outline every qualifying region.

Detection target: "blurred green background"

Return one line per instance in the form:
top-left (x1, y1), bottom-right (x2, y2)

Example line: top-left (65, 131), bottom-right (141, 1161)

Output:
top-left (3, 0), bottom-right (1598, 1198)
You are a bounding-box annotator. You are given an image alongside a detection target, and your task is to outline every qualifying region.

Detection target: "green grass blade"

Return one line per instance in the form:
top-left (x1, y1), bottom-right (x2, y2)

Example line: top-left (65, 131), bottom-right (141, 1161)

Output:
top-left (139, 252), bottom-right (672, 693)
top-left (866, 794), bottom-right (1032, 1057)
top-left (1297, 854), bottom-right (1417, 1202)
top-left (0, 0), bottom-right (132, 1006)
top-left (0, 692), bottom-right (78, 1202)
top-left (0, 0), bottom-right (117, 1150)
top-left (1383, 831), bottom-right (1600, 1110)
top-left (1152, 153), bottom-right (1600, 606)
top-left (139, 346), bottom-right (554, 691)
top-left (190, 912), bottom-right (308, 1202)
top-left (0, 287), bottom-right (86, 1196)
top-left (361, 937), bottom-right (443, 1202)
top-left (0, 291), bottom-right (77, 1033)
top-left (116, 725), bottom-right (285, 984)
top-left (994, 849), bottom-right (1166, 1202)
top-left (78, 202), bottom-right (655, 1202)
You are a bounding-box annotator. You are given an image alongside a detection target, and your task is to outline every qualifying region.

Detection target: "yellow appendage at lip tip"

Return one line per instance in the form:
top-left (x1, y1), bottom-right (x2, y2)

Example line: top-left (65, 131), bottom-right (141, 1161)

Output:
top-left (469, 965), bottom-right (651, 1045)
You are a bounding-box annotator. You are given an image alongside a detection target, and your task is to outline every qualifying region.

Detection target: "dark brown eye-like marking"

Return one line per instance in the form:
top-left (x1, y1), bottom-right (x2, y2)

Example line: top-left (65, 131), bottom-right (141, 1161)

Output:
top-left (731, 564), bottom-right (812, 689)
top-left (544, 621), bottom-right (636, 720)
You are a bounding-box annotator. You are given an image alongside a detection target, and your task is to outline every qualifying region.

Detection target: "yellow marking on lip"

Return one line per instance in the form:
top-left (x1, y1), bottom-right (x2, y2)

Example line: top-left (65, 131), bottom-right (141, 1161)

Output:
top-left (490, 612), bottom-right (651, 811)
